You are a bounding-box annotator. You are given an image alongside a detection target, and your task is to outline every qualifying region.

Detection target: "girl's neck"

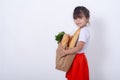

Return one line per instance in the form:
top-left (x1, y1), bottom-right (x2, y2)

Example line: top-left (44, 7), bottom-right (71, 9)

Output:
top-left (80, 24), bottom-right (87, 29)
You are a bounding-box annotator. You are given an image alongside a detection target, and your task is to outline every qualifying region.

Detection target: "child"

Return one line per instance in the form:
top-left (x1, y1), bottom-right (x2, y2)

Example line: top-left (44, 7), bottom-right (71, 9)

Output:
top-left (62, 6), bottom-right (90, 80)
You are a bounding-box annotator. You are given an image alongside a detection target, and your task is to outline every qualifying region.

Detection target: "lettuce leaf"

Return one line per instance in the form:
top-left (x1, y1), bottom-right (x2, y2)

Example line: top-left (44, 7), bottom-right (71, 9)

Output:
top-left (55, 31), bottom-right (65, 44)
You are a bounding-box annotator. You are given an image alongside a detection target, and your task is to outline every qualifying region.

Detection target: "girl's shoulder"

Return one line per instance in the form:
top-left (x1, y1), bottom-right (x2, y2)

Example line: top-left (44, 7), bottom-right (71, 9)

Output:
top-left (81, 26), bottom-right (89, 33)
top-left (80, 26), bottom-right (90, 38)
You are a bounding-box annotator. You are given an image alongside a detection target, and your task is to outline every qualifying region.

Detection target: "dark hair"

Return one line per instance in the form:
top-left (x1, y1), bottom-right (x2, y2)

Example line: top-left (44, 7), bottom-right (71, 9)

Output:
top-left (73, 6), bottom-right (90, 19)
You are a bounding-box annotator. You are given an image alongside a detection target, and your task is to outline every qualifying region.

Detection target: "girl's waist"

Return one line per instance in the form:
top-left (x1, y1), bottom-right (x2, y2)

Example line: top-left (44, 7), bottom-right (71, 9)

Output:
top-left (76, 52), bottom-right (85, 55)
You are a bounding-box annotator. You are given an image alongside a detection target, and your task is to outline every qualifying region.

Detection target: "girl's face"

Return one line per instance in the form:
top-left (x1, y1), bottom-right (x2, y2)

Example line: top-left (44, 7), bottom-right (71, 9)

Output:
top-left (74, 15), bottom-right (89, 28)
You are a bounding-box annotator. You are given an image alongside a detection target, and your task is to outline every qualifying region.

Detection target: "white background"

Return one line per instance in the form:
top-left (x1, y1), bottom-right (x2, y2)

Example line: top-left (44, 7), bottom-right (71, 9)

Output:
top-left (0, 0), bottom-right (120, 80)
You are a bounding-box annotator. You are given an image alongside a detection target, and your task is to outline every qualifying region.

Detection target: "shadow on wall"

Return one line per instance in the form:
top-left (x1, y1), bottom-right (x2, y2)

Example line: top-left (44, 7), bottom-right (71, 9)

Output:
top-left (88, 18), bottom-right (107, 80)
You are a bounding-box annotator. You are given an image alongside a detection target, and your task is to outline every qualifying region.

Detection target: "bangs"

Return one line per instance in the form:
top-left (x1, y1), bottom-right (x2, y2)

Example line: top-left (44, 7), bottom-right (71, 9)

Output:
top-left (73, 13), bottom-right (84, 19)
top-left (73, 11), bottom-right (84, 19)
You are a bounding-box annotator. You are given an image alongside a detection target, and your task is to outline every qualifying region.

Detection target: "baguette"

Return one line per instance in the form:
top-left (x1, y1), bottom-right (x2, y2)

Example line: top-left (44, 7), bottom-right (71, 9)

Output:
top-left (61, 34), bottom-right (70, 49)
top-left (60, 28), bottom-right (80, 48)
top-left (69, 28), bottom-right (80, 48)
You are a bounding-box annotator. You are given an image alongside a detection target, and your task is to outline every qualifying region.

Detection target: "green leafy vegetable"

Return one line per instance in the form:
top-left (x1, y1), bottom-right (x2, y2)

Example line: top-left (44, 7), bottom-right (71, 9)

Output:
top-left (55, 31), bottom-right (65, 44)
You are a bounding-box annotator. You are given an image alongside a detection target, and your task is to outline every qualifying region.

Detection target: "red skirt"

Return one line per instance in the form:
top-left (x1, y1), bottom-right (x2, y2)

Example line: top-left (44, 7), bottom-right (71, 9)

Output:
top-left (66, 53), bottom-right (89, 80)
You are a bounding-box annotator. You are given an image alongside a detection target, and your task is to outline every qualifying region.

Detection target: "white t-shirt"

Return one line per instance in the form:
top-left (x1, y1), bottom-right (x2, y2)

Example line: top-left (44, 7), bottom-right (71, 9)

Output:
top-left (76, 25), bottom-right (90, 53)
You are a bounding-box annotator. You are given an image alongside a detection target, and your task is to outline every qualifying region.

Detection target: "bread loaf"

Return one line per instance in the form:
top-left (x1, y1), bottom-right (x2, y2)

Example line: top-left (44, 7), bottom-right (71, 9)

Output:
top-left (69, 28), bottom-right (80, 48)
top-left (61, 34), bottom-right (70, 49)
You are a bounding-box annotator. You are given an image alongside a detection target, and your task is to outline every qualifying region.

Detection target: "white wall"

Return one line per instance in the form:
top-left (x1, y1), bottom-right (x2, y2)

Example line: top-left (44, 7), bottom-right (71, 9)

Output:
top-left (0, 0), bottom-right (120, 80)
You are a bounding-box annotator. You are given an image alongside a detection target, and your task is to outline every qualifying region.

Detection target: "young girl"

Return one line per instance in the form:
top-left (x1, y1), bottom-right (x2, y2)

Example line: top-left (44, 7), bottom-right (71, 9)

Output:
top-left (62, 6), bottom-right (90, 80)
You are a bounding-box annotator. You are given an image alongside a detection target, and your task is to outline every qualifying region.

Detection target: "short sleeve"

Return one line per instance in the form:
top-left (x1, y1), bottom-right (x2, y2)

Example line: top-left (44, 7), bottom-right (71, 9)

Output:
top-left (78, 28), bottom-right (90, 43)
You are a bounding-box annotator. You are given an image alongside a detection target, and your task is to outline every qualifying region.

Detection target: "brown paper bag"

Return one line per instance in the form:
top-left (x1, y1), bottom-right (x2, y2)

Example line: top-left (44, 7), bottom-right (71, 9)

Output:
top-left (56, 44), bottom-right (76, 72)
top-left (55, 28), bottom-right (80, 72)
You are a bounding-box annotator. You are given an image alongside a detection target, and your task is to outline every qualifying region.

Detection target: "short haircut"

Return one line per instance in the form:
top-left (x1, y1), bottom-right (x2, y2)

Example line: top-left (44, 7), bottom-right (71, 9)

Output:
top-left (73, 6), bottom-right (90, 19)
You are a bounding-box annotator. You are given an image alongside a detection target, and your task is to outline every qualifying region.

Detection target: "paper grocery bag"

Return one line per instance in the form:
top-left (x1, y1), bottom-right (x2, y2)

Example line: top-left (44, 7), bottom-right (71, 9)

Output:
top-left (56, 44), bottom-right (76, 72)
top-left (55, 28), bottom-right (80, 72)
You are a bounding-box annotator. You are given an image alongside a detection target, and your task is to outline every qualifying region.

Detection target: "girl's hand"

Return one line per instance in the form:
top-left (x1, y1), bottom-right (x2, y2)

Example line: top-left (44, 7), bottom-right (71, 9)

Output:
top-left (61, 49), bottom-right (67, 57)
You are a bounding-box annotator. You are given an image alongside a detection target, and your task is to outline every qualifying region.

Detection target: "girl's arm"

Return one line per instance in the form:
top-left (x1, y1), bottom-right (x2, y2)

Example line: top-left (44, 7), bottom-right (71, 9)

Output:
top-left (63, 41), bottom-right (85, 55)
